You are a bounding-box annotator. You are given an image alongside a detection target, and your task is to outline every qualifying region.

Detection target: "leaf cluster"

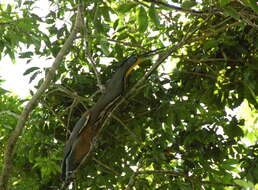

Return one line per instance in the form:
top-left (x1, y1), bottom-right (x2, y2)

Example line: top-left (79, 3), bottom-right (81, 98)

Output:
top-left (0, 0), bottom-right (258, 189)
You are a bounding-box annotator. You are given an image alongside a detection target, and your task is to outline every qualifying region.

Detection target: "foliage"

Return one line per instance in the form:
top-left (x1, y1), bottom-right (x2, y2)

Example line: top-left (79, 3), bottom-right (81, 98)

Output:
top-left (0, 0), bottom-right (258, 189)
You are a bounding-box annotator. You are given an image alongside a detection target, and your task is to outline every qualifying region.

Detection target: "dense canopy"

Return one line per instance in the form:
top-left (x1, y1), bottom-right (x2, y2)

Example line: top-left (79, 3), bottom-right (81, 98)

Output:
top-left (0, 0), bottom-right (257, 189)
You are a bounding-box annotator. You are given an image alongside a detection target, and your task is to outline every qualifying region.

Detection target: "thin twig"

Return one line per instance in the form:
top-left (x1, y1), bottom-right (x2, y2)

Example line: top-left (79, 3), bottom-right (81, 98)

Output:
top-left (124, 104), bottom-right (161, 122)
top-left (190, 22), bottom-right (241, 44)
top-left (77, 36), bottom-right (148, 50)
top-left (125, 158), bottom-right (145, 190)
top-left (92, 157), bottom-right (120, 176)
top-left (238, 11), bottom-right (258, 30)
top-left (111, 114), bottom-right (142, 143)
top-left (48, 85), bottom-right (89, 108)
top-left (107, 39), bottom-right (147, 50)
top-left (81, 12), bottom-right (104, 91)
top-left (179, 70), bottom-right (217, 80)
top-left (210, 16), bottom-right (232, 30)
top-left (86, 53), bottom-right (104, 91)
top-left (0, 4), bottom-right (83, 190)
top-left (175, 56), bottom-right (242, 63)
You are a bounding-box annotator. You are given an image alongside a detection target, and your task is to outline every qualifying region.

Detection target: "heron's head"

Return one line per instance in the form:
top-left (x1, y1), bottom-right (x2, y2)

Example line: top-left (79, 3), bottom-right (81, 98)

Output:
top-left (123, 48), bottom-right (164, 78)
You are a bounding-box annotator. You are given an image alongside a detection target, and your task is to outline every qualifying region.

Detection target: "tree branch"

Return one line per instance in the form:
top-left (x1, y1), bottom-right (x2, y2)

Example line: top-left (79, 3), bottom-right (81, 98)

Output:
top-left (135, 170), bottom-right (238, 187)
top-left (140, 0), bottom-right (217, 15)
top-left (48, 85), bottom-right (90, 108)
top-left (0, 5), bottom-right (83, 190)
top-left (238, 10), bottom-right (258, 30)
top-left (0, 111), bottom-right (20, 119)
top-left (179, 70), bottom-right (217, 80)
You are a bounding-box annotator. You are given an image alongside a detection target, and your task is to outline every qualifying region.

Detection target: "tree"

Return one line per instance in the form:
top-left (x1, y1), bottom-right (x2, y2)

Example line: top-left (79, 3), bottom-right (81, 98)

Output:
top-left (0, 0), bottom-right (257, 189)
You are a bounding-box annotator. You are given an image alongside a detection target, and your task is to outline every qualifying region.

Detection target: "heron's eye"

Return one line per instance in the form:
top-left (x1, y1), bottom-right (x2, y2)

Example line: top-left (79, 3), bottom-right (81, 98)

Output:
top-left (119, 55), bottom-right (137, 67)
top-left (126, 55), bottom-right (137, 65)
top-left (124, 55), bottom-right (137, 65)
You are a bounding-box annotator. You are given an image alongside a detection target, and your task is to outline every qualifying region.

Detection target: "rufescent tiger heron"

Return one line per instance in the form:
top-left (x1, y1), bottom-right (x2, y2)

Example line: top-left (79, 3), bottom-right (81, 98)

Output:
top-left (61, 48), bottom-right (163, 182)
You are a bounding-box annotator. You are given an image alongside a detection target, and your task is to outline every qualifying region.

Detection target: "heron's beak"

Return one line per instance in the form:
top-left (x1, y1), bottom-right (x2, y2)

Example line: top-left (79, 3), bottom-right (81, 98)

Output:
top-left (125, 57), bottom-right (144, 78)
top-left (125, 47), bottom-right (165, 78)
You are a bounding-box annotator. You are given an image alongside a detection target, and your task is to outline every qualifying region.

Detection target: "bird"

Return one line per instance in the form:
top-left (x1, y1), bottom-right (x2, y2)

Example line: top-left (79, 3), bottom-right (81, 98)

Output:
top-left (61, 48), bottom-right (164, 182)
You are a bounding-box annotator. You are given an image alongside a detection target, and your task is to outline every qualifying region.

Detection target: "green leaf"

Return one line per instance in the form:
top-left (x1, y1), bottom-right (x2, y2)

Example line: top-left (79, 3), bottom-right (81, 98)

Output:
top-left (23, 67), bottom-right (40, 76)
top-left (117, 32), bottom-right (128, 41)
top-left (220, 0), bottom-right (231, 7)
top-left (29, 70), bottom-right (41, 83)
top-left (234, 179), bottom-right (254, 188)
top-left (100, 39), bottom-right (109, 56)
top-left (0, 87), bottom-right (9, 95)
top-left (113, 19), bottom-right (119, 30)
top-left (45, 18), bottom-right (54, 24)
top-left (24, 1), bottom-right (34, 6)
top-left (222, 159), bottom-right (239, 165)
top-left (7, 49), bottom-right (16, 64)
top-left (248, 0), bottom-right (258, 13)
top-left (223, 7), bottom-right (240, 19)
top-left (102, 7), bottom-right (110, 21)
top-left (224, 118), bottom-right (244, 138)
top-left (128, 35), bottom-right (137, 44)
top-left (19, 51), bottom-right (33, 58)
top-left (93, 6), bottom-right (104, 33)
top-left (181, 1), bottom-right (197, 9)
top-left (94, 19), bottom-right (104, 33)
top-left (203, 39), bottom-right (218, 50)
top-left (137, 7), bottom-right (148, 33)
top-left (116, 26), bottom-right (127, 33)
top-left (117, 2), bottom-right (136, 13)
top-left (149, 3), bottom-right (160, 26)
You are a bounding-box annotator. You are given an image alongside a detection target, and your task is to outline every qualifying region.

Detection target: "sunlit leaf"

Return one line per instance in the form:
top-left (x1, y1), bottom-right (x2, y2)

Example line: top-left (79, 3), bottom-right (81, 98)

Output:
top-left (220, 0), bottom-right (231, 7)
top-left (203, 39), bottom-right (218, 50)
top-left (149, 3), bottom-right (160, 26)
top-left (102, 6), bottom-right (111, 21)
top-left (0, 87), bottom-right (9, 95)
top-left (94, 19), bottom-right (104, 33)
top-left (234, 179), bottom-right (254, 188)
top-left (19, 51), bottom-right (33, 58)
top-left (181, 1), bottom-right (197, 9)
top-left (137, 7), bottom-right (148, 33)
top-left (100, 39), bottom-right (109, 56)
top-left (117, 2), bottom-right (136, 13)
top-left (223, 7), bottom-right (240, 19)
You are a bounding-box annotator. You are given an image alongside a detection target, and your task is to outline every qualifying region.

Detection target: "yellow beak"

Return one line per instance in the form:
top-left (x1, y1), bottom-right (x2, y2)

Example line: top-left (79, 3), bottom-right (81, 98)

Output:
top-left (125, 57), bottom-right (143, 78)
